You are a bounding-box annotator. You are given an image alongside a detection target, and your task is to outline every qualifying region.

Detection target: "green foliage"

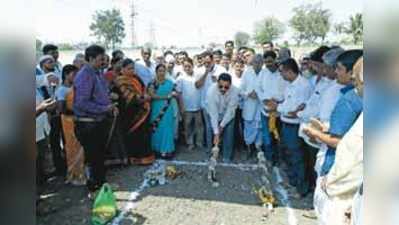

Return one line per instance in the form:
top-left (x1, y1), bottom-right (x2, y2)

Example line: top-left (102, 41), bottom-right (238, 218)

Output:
top-left (289, 3), bottom-right (331, 45)
top-left (347, 13), bottom-right (363, 44)
top-left (36, 39), bottom-right (42, 52)
top-left (58, 43), bottom-right (74, 51)
top-left (89, 9), bottom-right (126, 49)
top-left (254, 17), bottom-right (285, 44)
top-left (234, 31), bottom-right (251, 48)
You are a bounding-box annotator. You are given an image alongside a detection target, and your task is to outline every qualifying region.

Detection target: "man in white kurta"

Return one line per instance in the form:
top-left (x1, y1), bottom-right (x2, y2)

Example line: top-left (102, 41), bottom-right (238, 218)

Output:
top-left (258, 50), bottom-right (288, 165)
top-left (231, 59), bottom-right (246, 150)
top-left (205, 73), bottom-right (239, 162)
top-left (298, 47), bottom-right (345, 193)
top-left (318, 47), bottom-right (346, 125)
top-left (240, 54), bottom-right (264, 158)
top-left (317, 113), bottom-right (363, 225)
top-left (195, 51), bottom-right (226, 153)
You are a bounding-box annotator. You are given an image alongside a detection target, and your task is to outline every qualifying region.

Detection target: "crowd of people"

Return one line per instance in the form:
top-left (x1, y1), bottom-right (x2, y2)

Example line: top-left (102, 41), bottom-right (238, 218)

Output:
top-left (36, 41), bottom-right (363, 225)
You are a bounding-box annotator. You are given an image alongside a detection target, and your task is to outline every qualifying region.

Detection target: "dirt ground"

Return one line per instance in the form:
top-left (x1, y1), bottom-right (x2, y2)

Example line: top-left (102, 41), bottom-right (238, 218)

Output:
top-left (36, 145), bottom-right (318, 225)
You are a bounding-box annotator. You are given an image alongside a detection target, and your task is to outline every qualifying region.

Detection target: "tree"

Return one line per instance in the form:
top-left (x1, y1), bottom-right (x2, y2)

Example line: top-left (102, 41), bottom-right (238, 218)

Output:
top-left (36, 39), bottom-right (42, 52)
top-left (253, 17), bottom-right (285, 44)
top-left (89, 9), bottom-right (126, 49)
top-left (290, 3), bottom-right (331, 45)
top-left (234, 31), bottom-right (251, 48)
top-left (334, 22), bottom-right (347, 36)
top-left (347, 13), bottom-right (363, 44)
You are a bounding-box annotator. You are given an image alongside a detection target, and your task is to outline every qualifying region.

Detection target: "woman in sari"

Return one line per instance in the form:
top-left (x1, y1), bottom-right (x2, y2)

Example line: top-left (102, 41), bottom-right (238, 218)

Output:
top-left (114, 58), bottom-right (155, 165)
top-left (53, 64), bottom-right (86, 186)
top-left (59, 83), bottom-right (87, 186)
top-left (148, 64), bottom-right (178, 159)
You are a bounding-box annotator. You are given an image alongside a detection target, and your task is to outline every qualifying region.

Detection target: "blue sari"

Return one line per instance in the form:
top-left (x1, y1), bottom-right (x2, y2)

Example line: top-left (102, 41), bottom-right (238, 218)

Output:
top-left (150, 79), bottom-right (177, 157)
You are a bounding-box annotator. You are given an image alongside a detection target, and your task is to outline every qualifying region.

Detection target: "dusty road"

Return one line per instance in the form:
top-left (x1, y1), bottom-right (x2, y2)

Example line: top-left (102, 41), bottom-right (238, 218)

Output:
top-left (37, 145), bottom-right (318, 225)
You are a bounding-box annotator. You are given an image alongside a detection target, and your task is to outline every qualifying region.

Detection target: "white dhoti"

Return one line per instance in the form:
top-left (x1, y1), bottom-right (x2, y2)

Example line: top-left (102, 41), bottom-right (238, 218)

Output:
top-left (243, 118), bottom-right (262, 147)
top-left (315, 144), bottom-right (328, 176)
top-left (314, 177), bottom-right (353, 225)
top-left (351, 190), bottom-right (363, 225)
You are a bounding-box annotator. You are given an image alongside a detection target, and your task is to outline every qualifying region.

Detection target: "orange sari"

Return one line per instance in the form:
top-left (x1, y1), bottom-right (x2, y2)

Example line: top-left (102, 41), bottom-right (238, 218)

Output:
top-left (61, 90), bottom-right (86, 185)
top-left (114, 75), bottom-right (155, 165)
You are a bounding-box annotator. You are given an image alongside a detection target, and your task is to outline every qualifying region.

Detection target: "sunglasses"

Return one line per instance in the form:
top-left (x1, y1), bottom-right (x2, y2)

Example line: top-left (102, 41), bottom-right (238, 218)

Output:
top-left (44, 59), bottom-right (54, 64)
top-left (218, 85), bottom-right (230, 90)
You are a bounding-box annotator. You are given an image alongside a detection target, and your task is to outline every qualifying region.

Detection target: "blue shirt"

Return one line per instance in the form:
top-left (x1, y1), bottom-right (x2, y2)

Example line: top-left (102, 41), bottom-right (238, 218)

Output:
top-left (320, 87), bottom-right (363, 176)
top-left (73, 64), bottom-right (111, 120)
top-left (134, 62), bottom-right (154, 87)
top-left (55, 85), bottom-right (71, 101)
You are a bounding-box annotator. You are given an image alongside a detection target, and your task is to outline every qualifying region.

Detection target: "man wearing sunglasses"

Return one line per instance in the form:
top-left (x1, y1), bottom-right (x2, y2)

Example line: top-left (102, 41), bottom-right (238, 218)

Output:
top-left (205, 73), bottom-right (239, 163)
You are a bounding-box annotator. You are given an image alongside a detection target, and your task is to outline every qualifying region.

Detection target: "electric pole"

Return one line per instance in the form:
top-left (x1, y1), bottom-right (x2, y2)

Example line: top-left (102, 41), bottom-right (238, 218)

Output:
top-left (130, 0), bottom-right (138, 48)
top-left (149, 21), bottom-right (156, 48)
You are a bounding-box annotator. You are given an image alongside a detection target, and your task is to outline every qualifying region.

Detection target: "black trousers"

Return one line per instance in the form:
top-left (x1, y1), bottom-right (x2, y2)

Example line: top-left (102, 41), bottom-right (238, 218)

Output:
top-left (74, 119), bottom-right (109, 191)
top-left (49, 115), bottom-right (67, 177)
top-left (36, 139), bottom-right (48, 186)
top-left (303, 143), bottom-right (318, 191)
top-left (233, 108), bottom-right (244, 151)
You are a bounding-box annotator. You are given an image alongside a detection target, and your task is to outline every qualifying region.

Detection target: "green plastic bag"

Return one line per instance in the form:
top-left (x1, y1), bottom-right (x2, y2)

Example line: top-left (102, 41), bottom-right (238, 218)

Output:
top-left (91, 183), bottom-right (117, 225)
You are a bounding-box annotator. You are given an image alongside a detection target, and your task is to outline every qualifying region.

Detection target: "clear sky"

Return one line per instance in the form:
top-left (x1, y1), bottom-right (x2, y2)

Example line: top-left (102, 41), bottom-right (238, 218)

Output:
top-left (35, 0), bottom-right (362, 47)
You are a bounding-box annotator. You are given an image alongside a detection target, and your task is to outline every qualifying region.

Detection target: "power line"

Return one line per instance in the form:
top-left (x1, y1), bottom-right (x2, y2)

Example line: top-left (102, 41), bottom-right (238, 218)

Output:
top-left (130, 0), bottom-right (138, 47)
top-left (149, 21), bottom-right (156, 47)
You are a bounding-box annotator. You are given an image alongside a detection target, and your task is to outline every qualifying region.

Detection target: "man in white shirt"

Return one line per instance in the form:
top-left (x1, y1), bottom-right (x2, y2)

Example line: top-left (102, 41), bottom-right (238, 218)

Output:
top-left (240, 54), bottom-right (264, 159)
top-left (36, 55), bottom-right (60, 98)
top-left (318, 47), bottom-right (346, 124)
top-left (213, 50), bottom-right (223, 65)
top-left (36, 87), bottom-right (56, 186)
top-left (296, 47), bottom-right (332, 191)
top-left (243, 48), bottom-right (255, 68)
top-left (298, 47), bottom-right (344, 192)
top-left (231, 59), bottom-right (245, 90)
top-left (273, 58), bottom-right (312, 196)
top-left (262, 41), bottom-right (274, 54)
top-left (231, 59), bottom-right (245, 150)
top-left (174, 51), bottom-right (187, 75)
top-left (224, 40), bottom-right (234, 57)
top-left (176, 58), bottom-right (203, 151)
top-left (42, 44), bottom-right (62, 74)
top-left (195, 51), bottom-right (226, 153)
top-left (258, 51), bottom-right (288, 165)
top-left (36, 55), bottom-right (66, 177)
top-left (137, 47), bottom-right (156, 75)
top-left (205, 73), bottom-right (239, 162)
top-left (165, 54), bottom-right (178, 82)
top-left (221, 53), bottom-right (232, 71)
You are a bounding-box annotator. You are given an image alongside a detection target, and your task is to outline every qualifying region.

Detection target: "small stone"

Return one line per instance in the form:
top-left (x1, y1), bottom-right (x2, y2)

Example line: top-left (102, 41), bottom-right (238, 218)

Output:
top-left (212, 182), bottom-right (220, 188)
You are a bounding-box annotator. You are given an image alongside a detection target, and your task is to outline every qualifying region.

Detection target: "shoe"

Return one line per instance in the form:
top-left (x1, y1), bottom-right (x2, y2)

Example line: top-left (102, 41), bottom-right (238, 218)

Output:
top-left (246, 145), bottom-right (252, 160)
top-left (222, 158), bottom-right (232, 164)
top-left (188, 144), bottom-right (195, 151)
top-left (302, 210), bottom-right (317, 219)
